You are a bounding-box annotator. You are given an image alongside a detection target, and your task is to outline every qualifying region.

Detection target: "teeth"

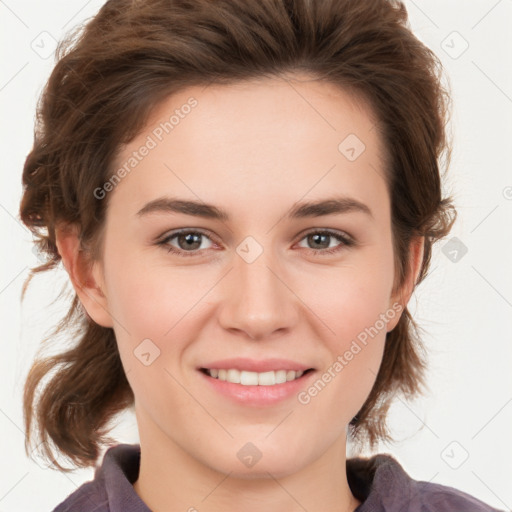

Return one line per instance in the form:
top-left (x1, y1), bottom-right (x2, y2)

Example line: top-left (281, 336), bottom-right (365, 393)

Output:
top-left (206, 368), bottom-right (306, 385)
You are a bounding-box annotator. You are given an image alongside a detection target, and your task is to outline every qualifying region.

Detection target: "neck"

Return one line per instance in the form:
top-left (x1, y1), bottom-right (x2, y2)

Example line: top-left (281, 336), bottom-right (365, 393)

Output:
top-left (132, 414), bottom-right (361, 512)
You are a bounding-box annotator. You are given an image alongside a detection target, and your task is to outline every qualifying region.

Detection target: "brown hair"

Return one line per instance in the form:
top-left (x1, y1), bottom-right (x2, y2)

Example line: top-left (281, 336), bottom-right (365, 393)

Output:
top-left (20, 0), bottom-right (456, 471)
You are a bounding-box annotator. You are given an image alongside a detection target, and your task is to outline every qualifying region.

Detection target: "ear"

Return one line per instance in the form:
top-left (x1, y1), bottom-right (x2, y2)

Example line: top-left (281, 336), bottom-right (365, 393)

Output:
top-left (55, 223), bottom-right (114, 328)
top-left (387, 235), bottom-right (425, 332)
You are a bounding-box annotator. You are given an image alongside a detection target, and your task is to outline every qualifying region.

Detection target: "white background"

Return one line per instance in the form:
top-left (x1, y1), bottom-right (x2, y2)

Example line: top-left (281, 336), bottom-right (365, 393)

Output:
top-left (1, 1), bottom-right (511, 510)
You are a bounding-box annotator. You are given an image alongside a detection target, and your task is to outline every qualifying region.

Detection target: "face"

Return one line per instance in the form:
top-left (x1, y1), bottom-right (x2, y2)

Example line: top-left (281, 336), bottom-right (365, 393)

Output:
top-left (71, 74), bottom-right (416, 478)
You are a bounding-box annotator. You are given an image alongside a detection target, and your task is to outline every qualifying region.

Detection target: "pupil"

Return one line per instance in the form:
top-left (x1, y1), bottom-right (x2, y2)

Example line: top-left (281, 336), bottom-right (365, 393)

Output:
top-left (311, 233), bottom-right (328, 249)
top-left (182, 233), bottom-right (200, 249)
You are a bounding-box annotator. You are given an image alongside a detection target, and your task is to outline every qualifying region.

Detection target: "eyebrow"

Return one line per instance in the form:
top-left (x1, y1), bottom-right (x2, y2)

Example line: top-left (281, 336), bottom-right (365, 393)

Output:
top-left (136, 195), bottom-right (373, 221)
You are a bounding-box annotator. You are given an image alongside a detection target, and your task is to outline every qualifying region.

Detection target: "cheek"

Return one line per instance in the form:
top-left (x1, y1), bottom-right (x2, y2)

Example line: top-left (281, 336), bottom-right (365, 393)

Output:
top-left (98, 243), bottom-right (191, 384)
top-left (102, 243), bottom-right (193, 334)
top-left (101, 255), bottom-right (198, 412)
top-left (304, 247), bottom-right (395, 406)
top-left (316, 250), bottom-right (396, 346)
top-left (298, 275), bottom-right (390, 434)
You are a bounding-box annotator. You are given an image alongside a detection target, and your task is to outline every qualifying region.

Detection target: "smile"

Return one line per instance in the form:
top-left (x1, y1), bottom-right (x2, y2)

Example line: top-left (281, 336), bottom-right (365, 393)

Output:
top-left (201, 368), bottom-right (312, 386)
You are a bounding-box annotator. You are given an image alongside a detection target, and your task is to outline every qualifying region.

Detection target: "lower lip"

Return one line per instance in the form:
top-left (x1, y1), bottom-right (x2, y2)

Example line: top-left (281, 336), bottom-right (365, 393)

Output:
top-left (198, 370), bottom-right (315, 407)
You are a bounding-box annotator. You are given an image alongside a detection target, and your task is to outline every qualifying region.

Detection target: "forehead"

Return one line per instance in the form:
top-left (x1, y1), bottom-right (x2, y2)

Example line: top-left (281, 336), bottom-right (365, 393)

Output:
top-left (110, 75), bottom-right (389, 219)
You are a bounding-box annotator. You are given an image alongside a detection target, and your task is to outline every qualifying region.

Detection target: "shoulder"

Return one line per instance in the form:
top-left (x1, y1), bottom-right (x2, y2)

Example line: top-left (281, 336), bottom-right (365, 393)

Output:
top-left (51, 444), bottom-right (142, 512)
top-left (348, 453), bottom-right (505, 512)
top-left (412, 479), bottom-right (505, 512)
top-left (51, 478), bottom-right (108, 512)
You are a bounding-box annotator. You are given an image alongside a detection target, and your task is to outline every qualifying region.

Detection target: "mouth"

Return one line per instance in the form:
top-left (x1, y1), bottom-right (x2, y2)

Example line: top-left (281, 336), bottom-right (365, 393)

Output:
top-left (196, 358), bottom-right (317, 406)
top-left (199, 367), bottom-right (315, 386)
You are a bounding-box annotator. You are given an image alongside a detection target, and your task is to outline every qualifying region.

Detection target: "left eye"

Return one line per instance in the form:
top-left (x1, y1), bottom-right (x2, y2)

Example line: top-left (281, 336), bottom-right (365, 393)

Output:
top-left (296, 231), bottom-right (354, 254)
top-left (157, 229), bottom-right (354, 257)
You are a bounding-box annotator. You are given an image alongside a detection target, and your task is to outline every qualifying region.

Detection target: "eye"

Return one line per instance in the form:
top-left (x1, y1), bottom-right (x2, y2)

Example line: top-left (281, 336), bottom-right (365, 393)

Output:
top-left (156, 228), bottom-right (355, 257)
top-left (296, 229), bottom-right (355, 256)
top-left (157, 229), bottom-right (215, 257)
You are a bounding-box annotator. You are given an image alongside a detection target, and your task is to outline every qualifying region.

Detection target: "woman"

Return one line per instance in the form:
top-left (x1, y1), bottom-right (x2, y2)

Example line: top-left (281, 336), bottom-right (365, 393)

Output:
top-left (19, 0), bottom-right (505, 510)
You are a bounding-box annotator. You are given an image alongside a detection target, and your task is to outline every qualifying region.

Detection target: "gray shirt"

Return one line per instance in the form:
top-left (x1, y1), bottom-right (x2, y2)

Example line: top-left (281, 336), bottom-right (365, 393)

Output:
top-left (52, 443), bottom-right (505, 511)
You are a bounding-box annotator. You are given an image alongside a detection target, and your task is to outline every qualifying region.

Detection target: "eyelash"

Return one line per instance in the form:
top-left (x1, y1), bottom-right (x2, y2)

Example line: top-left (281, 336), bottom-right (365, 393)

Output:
top-left (156, 228), bottom-right (355, 258)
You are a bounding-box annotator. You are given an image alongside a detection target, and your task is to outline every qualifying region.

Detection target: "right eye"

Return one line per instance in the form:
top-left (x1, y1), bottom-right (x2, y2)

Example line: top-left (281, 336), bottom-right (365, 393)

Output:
top-left (157, 229), bottom-right (216, 257)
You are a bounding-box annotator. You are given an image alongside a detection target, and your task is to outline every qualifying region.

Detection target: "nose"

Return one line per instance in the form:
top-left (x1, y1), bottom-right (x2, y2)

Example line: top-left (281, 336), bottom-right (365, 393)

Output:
top-left (217, 244), bottom-right (299, 341)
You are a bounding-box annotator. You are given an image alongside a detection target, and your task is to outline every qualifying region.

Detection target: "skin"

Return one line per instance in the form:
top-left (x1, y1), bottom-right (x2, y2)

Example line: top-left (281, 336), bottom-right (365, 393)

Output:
top-left (56, 74), bottom-right (424, 512)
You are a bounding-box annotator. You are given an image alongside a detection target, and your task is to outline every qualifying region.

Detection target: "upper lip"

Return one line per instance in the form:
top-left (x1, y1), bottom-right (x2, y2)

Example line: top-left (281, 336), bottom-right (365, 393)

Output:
top-left (199, 358), bottom-right (314, 373)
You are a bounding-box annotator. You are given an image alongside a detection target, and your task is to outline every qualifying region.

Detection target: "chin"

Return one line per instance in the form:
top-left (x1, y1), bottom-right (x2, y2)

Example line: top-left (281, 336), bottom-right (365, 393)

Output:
top-left (203, 445), bottom-right (310, 480)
